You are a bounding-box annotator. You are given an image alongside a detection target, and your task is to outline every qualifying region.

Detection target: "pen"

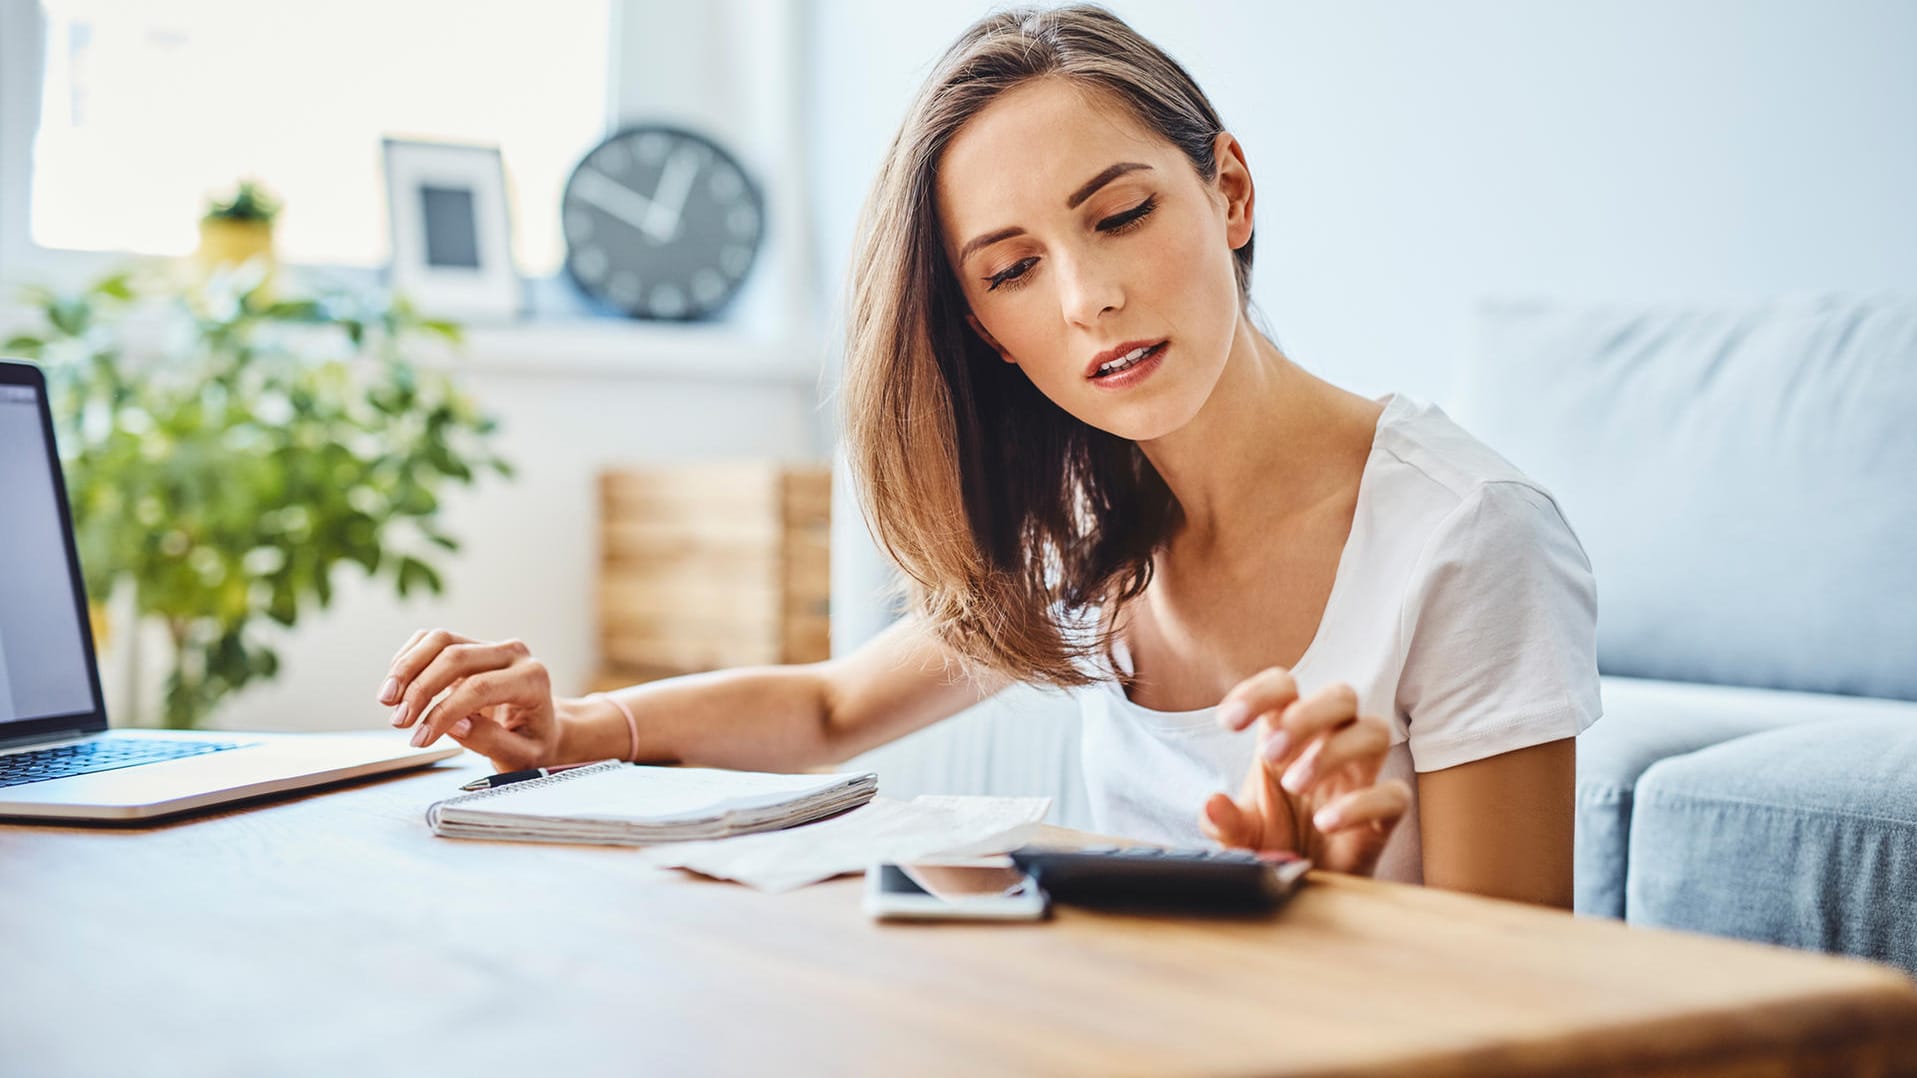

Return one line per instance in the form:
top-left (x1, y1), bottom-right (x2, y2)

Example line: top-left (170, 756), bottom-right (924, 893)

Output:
top-left (460, 762), bottom-right (595, 791)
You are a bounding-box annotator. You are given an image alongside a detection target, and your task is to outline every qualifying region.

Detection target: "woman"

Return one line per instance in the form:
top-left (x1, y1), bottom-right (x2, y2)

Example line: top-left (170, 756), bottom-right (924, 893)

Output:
top-left (377, 5), bottom-right (1600, 906)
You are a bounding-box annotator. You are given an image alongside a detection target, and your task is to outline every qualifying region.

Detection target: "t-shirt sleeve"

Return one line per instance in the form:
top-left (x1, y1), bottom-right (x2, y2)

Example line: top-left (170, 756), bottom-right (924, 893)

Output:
top-left (1393, 481), bottom-right (1602, 772)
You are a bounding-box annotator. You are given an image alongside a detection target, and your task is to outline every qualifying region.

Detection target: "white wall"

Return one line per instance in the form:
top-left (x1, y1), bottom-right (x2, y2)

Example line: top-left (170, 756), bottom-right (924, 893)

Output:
top-left (808, 0), bottom-right (1917, 818)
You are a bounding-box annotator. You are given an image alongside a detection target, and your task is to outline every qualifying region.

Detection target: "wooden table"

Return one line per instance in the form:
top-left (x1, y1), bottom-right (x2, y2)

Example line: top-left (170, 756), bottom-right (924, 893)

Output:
top-left (4, 754), bottom-right (1914, 1078)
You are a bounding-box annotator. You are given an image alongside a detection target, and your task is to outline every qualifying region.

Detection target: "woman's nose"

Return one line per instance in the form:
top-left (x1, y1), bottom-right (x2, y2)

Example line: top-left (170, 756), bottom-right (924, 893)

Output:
top-left (1057, 252), bottom-right (1123, 327)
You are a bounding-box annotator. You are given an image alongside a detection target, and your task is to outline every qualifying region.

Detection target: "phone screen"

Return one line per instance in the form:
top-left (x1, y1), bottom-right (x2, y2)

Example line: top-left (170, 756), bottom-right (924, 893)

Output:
top-left (877, 862), bottom-right (1037, 902)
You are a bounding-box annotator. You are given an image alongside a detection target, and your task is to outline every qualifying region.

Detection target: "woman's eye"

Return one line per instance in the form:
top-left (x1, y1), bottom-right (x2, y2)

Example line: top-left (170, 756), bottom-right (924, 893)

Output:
top-left (979, 197), bottom-right (1155, 293)
top-left (1097, 194), bottom-right (1158, 234)
top-left (986, 257), bottom-right (1038, 292)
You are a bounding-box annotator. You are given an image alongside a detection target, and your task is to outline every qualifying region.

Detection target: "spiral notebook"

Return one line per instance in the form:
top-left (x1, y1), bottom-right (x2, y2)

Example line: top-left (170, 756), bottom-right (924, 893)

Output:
top-left (426, 760), bottom-right (879, 845)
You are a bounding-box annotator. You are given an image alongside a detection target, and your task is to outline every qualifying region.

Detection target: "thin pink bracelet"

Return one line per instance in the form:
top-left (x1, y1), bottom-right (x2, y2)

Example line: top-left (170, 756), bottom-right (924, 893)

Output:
top-left (590, 691), bottom-right (640, 763)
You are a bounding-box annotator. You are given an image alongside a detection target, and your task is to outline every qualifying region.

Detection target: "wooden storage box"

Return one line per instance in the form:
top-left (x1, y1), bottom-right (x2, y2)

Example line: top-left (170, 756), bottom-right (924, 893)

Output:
top-left (595, 462), bottom-right (830, 689)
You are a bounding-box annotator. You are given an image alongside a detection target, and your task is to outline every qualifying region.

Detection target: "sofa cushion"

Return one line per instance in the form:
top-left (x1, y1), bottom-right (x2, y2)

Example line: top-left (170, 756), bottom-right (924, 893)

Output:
top-left (1625, 716), bottom-right (1917, 976)
top-left (1456, 294), bottom-right (1917, 700)
top-left (1572, 676), bottom-right (1917, 918)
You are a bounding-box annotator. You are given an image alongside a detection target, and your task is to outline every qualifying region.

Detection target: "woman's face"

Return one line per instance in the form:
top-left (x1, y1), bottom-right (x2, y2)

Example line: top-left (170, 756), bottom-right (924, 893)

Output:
top-left (936, 77), bottom-right (1254, 443)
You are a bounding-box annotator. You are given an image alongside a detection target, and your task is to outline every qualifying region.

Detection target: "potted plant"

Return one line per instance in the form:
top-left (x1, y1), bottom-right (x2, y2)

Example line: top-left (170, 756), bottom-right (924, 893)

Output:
top-left (199, 180), bottom-right (282, 292)
top-left (3, 264), bottom-right (513, 729)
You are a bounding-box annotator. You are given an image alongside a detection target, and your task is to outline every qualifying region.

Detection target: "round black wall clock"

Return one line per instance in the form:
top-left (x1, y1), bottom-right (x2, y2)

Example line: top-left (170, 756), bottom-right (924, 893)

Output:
top-left (560, 124), bottom-right (765, 320)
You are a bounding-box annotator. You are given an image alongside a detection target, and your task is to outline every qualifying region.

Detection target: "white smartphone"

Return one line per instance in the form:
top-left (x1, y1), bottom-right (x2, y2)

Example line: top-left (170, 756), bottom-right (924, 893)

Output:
top-left (863, 856), bottom-right (1051, 921)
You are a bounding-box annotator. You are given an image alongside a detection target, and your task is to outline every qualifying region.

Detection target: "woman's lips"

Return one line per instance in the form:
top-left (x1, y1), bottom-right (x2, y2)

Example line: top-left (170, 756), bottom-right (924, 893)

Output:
top-left (1084, 338), bottom-right (1166, 378)
top-left (1087, 341), bottom-right (1169, 389)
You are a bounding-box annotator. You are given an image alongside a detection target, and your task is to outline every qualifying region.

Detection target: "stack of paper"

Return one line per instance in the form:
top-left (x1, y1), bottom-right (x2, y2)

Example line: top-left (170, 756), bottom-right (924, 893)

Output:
top-left (426, 760), bottom-right (879, 845)
top-left (638, 793), bottom-right (1053, 892)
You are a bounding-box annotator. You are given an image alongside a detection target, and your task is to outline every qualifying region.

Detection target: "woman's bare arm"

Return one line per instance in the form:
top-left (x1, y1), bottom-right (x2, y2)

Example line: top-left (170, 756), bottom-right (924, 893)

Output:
top-left (555, 616), bottom-right (1009, 772)
top-left (1415, 737), bottom-right (1576, 908)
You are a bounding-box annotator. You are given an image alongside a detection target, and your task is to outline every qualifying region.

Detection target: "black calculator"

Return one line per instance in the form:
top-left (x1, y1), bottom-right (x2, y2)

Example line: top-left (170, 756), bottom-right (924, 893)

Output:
top-left (1008, 844), bottom-right (1311, 912)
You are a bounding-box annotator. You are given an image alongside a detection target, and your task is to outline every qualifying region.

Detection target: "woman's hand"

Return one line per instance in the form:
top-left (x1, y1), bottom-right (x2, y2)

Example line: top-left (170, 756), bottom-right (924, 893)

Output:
top-left (378, 628), bottom-right (563, 771)
top-left (1200, 669), bottom-right (1412, 876)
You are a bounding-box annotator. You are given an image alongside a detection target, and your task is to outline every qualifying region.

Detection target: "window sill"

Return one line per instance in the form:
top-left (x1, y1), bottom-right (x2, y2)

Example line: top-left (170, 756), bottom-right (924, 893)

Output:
top-left (0, 291), bottom-right (823, 385)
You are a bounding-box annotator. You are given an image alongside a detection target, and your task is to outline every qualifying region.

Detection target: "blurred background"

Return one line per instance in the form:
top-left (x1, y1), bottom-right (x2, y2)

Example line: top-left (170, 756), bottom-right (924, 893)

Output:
top-left (2, 1), bottom-right (1914, 826)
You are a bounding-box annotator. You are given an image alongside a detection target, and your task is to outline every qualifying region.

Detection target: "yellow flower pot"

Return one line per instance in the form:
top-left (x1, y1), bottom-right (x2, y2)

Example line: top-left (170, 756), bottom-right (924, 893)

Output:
top-left (197, 217), bottom-right (277, 298)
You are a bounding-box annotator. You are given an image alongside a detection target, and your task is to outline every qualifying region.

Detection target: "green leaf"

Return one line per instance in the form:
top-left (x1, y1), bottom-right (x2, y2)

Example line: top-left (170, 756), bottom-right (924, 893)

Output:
top-left (345, 543), bottom-right (381, 575)
top-left (262, 299), bottom-right (323, 321)
top-left (92, 273), bottom-right (135, 301)
top-left (3, 336), bottom-right (44, 355)
top-left (48, 298), bottom-right (90, 337)
top-left (396, 555), bottom-right (430, 598)
top-left (267, 592), bottom-right (298, 627)
top-left (395, 485), bottom-right (439, 516)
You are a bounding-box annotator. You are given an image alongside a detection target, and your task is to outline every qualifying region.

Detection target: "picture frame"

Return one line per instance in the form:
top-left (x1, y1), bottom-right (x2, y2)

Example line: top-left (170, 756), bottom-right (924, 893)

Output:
top-left (380, 137), bottom-right (524, 321)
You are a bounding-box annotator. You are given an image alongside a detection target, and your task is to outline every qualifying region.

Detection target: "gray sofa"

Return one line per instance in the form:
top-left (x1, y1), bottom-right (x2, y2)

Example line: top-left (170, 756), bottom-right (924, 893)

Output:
top-left (1452, 294), bottom-right (1917, 976)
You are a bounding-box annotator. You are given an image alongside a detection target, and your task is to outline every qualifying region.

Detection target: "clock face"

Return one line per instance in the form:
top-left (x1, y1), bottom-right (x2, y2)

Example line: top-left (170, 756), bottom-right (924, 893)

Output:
top-left (560, 125), bottom-right (765, 320)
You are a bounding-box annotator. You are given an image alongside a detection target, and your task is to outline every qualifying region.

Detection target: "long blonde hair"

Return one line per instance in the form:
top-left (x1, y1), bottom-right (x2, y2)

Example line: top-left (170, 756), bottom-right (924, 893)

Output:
top-left (842, 4), bottom-right (1252, 686)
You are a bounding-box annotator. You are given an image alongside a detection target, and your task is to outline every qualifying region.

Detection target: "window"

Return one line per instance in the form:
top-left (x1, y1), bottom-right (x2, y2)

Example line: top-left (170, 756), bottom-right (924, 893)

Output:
top-left (24, 0), bottom-right (610, 276)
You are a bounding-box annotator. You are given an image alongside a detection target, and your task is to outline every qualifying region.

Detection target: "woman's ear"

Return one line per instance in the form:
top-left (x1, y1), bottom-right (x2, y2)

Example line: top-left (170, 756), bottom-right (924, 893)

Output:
top-left (1212, 132), bottom-right (1255, 251)
top-left (966, 312), bottom-right (1017, 364)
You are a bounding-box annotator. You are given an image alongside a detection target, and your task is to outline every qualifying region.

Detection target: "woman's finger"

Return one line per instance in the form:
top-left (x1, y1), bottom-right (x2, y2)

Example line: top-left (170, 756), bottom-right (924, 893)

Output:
top-left (1216, 667), bottom-right (1299, 732)
top-left (1259, 682), bottom-right (1360, 772)
top-left (412, 669), bottom-right (523, 746)
top-left (389, 628), bottom-right (431, 667)
top-left (385, 628), bottom-right (473, 711)
top-left (388, 626), bottom-right (454, 677)
top-left (444, 709), bottom-right (543, 771)
top-left (1311, 779), bottom-right (1412, 836)
top-left (1278, 714), bottom-right (1390, 795)
top-left (392, 640), bottom-right (521, 730)
top-left (377, 628), bottom-right (432, 703)
top-left (1200, 792), bottom-right (1260, 849)
top-left (414, 657), bottom-right (548, 747)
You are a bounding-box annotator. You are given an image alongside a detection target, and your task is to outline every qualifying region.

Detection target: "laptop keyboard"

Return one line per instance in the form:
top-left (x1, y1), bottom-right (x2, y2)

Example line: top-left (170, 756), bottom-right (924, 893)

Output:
top-left (0, 738), bottom-right (247, 789)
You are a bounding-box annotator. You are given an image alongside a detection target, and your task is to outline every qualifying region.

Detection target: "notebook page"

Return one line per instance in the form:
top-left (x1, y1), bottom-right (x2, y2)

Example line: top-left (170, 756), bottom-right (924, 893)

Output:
top-left (459, 765), bottom-right (872, 824)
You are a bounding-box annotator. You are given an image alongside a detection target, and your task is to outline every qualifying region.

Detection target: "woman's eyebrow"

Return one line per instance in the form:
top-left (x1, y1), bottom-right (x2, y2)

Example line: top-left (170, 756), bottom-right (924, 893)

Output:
top-left (1065, 161), bottom-right (1152, 209)
top-left (958, 161), bottom-right (1156, 263)
top-left (959, 226), bottom-right (1025, 263)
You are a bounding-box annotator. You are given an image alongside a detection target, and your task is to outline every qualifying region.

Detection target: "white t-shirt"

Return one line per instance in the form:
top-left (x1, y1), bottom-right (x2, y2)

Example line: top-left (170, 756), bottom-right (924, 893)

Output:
top-left (1075, 392), bottom-right (1602, 883)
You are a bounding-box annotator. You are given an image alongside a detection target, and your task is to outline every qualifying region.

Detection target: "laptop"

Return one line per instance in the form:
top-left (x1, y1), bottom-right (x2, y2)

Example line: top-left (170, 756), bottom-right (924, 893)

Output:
top-left (0, 359), bottom-right (461, 821)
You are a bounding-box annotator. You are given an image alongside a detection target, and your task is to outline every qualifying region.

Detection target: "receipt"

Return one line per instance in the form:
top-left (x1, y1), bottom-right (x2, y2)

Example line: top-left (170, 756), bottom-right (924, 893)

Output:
top-left (636, 794), bottom-right (1051, 892)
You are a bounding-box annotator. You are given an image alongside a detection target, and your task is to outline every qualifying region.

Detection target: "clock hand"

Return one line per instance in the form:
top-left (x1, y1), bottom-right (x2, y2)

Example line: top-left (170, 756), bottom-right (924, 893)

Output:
top-left (572, 169), bottom-right (669, 243)
top-left (645, 147), bottom-right (700, 242)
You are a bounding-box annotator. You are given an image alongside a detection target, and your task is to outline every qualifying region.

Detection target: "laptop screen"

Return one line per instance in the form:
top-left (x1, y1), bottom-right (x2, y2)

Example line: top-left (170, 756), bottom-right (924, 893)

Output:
top-left (0, 379), bottom-right (101, 728)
